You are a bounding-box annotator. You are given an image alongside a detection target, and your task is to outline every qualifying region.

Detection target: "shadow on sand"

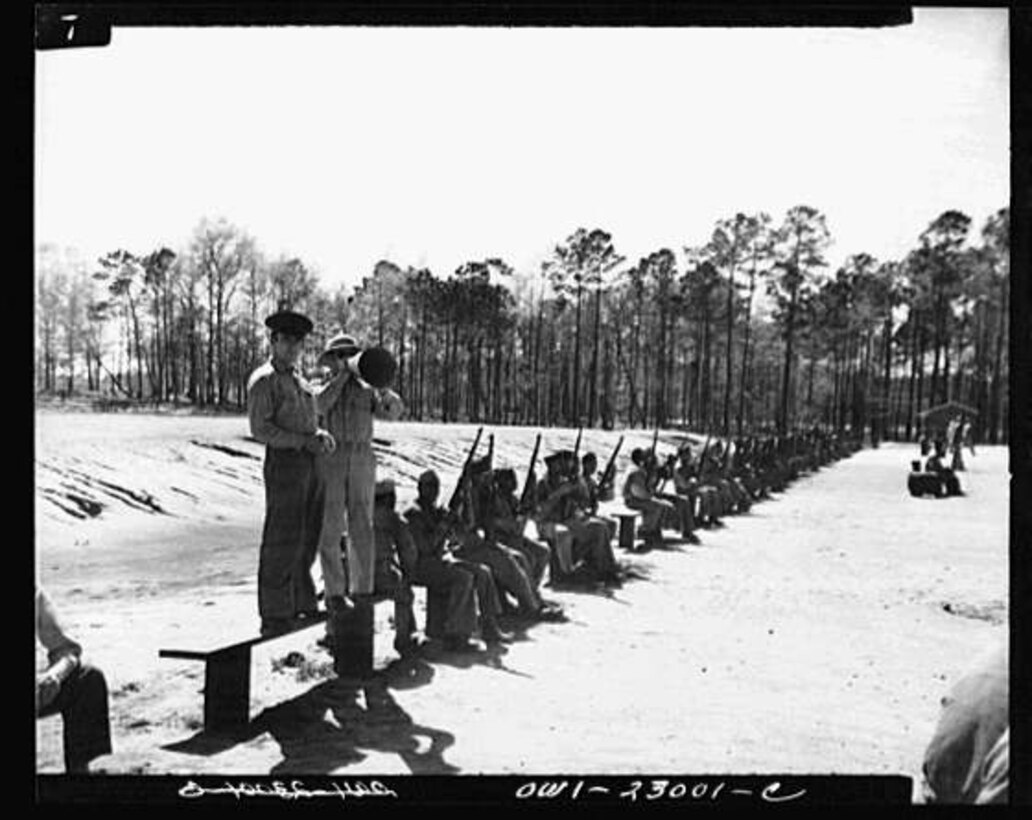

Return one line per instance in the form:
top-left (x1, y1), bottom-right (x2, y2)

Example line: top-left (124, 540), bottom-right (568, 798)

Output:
top-left (163, 659), bottom-right (460, 774)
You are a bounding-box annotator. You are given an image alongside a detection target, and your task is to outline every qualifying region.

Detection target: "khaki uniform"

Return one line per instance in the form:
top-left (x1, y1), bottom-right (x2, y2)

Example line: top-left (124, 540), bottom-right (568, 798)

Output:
top-left (404, 502), bottom-right (502, 638)
top-left (539, 472), bottom-right (617, 576)
top-left (314, 374), bottom-right (396, 597)
top-left (372, 504), bottom-right (418, 648)
top-left (247, 359), bottom-right (324, 621)
top-left (622, 466), bottom-right (674, 536)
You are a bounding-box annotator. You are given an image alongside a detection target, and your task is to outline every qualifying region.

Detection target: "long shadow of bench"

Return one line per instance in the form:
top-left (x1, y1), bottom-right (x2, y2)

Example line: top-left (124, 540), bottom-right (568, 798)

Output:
top-left (164, 666), bottom-right (459, 774)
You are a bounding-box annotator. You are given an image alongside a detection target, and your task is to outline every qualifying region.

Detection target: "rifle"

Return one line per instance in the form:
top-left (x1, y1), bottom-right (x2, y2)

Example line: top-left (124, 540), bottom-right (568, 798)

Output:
top-left (514, 433), bottom-right (543, 534)
top-left (572, 427), bottom-right (583, 466)
top-left (447, 426), bottom-right (484, 516)
top-left (698, 430), bottom-right (713, 468)
top-left (721, 436), bottom-right (735, 477)
top-left (518, 433), bottom-right (542, 510)
top-left (599, 435), bottom-right (624, 495)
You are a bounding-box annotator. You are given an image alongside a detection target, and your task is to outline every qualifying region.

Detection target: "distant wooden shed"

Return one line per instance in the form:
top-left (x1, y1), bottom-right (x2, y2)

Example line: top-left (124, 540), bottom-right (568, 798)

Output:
top-left (918, 402), bottom-right (978, 435)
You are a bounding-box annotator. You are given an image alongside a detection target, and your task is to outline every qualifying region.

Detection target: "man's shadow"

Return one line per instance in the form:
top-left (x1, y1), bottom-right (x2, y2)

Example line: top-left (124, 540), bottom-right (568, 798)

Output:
top-left (164, 658), bottom-right (460, 774)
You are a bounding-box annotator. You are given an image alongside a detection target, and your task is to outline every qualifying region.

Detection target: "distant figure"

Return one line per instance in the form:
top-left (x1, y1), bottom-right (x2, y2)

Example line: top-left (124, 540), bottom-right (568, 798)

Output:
top-left (926, 446), bottom-right (963, 497)
top-left (922, 642), bottom-right (1008, 804)
top-left (36, 586), bottom-right (112, 773)
top-left (961, 419), bottom-right (975, 457)
top-left (950, 417), bottom-right (966, 472)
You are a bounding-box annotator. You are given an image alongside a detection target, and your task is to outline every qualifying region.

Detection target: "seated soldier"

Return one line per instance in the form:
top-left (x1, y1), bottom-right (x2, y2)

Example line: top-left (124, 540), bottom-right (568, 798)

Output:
top-left (470, 467), bottom-right (536, 609)
top-left (672, 446), bottom-right (702, 518)
top-left (539, 451), bottom-right (621, 586)
top-left (647, 451), bottom-right (698, 541)
top-left (580, 452), bottom-right (617, 541)
top-left (675, 446), bottom-right (721, 527)
top-left (702, 441), bottom-right (739, 517)
top-left (454, 471), bottom-right (548, 622)
top-left (404, 471), bottom-right (512, 650)
top-left (622, 448), bottom-right (674, 550)
top-left (371, 479), bottom-right (420, 657)
top-left (36, 586), bottom-right (112, 773)
top-left (926, 447), bottom-right (963, 497)
top-left (484, 468), bottom-right (552, 593)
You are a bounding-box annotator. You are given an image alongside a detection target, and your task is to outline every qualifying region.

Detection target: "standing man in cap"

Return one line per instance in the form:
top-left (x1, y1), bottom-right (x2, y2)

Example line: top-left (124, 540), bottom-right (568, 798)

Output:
top-left (247, 309), bottom-right (338, 637)
top-left (310, 331), bottom-right (404, 646)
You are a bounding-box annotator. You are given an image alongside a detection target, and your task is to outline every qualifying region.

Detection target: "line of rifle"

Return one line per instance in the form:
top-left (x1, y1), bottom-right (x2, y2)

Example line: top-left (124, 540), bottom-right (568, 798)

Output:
top-left (698, 430), bottom-right (714, 468)
top-left (447, 426), bottom-right (484, 516)
top-left (518, 433), bottom-right (543, 513)
top-left (599, 435), bottom-right (624, 492)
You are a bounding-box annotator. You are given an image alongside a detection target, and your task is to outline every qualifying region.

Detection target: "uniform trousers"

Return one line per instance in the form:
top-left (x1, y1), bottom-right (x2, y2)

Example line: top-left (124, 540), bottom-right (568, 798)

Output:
top-left (310, 442), bottom-right (378, 597)
top-left (454, 539), bottom-right (539, 612)
top-left (259, 448), bottom-right (323, 622)
top-left (497, 531), bottom-right (551, 590)
top-left (372, 558), bottom-right (416, 647)
top-left (38, 664), bottom-right (112, 772)
top-left (625, 496), bottom-right (674, 535)
top-left (408, 556), bottom-right (477, 639)
top-left (565, 516), bottom-right (618, 574)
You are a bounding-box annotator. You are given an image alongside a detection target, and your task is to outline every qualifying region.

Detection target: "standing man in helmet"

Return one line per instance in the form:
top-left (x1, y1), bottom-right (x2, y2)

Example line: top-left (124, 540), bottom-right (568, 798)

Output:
top-left (310, 332), bottom-right (404, 645)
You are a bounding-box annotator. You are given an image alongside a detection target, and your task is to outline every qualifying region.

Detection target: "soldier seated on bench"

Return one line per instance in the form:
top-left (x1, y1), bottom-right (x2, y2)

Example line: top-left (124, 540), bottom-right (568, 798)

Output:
top-left (481, 469), bottom-right (551, 592)
top-left (538, 451), bottom-right (621, 586)
top-left (371, 479), bottom-right (421, 657)
top-left (622, 448), bottom-right (673, 550)
top-left (579, 452), bottom-right (617, 541)
top-left (404, 470), bottom-right (512, 650)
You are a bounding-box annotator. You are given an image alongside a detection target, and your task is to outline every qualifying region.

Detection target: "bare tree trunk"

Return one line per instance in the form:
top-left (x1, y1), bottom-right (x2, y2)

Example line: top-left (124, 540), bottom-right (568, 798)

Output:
top-left (915, 324), bottom-right (927, 439)
top-left (905, 313), bottom-right (918, 440)
top-left (779, 287), bottom-right (796, 434)
top-left (588, 286), bottom-right (602, 427)
top-left (989, 278), bottom-right (1006, 444)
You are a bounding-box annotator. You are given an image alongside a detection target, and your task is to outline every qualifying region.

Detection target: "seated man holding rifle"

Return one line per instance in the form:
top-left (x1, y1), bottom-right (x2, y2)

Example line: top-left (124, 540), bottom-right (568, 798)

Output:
top-left (537, 450), bottom-right (622, 587)
top-left (404, 468), bottom-right (513, 651)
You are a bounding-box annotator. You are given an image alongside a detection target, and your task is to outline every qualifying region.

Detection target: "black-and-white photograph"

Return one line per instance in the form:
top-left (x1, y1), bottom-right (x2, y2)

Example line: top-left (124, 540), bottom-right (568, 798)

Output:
top-left (35, 6), bottom-right (1013, 806)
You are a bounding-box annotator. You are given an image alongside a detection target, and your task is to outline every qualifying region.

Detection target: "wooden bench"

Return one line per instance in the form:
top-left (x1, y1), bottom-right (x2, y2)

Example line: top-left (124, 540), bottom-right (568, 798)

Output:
top-left (611, 508), bottom-right (642, 551)
top-left (159, 596), bottom-right (393, 734)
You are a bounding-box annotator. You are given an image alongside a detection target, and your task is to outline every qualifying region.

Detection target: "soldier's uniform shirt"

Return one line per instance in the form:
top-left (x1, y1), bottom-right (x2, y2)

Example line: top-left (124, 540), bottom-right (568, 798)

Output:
top-left (247, 360), bottom-right (319, 449)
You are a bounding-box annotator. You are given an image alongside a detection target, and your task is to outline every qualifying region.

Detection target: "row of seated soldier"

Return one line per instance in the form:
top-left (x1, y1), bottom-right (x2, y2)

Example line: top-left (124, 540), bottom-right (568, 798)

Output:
top-left (363, 429), bottom-right (862, 655)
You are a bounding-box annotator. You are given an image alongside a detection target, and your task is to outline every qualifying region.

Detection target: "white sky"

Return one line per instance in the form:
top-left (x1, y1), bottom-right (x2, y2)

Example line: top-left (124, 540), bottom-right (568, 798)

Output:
top-left (34, 8), bottom-right (1009, 291)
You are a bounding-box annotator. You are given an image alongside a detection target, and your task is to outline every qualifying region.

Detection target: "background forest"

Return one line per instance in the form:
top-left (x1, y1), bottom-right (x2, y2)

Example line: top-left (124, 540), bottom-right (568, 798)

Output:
top-left (35, 205), bottom-right (1010, 442)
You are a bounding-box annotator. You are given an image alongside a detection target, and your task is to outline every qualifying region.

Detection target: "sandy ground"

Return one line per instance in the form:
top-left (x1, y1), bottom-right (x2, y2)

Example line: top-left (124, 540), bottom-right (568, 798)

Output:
top-left (34, 411), bottom-right (1008, 797)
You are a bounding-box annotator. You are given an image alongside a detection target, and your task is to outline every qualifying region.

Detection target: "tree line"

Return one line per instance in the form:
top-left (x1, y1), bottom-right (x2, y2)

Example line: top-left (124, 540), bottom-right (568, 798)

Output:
top-left (35, 206), bottom-right (1010, 443)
